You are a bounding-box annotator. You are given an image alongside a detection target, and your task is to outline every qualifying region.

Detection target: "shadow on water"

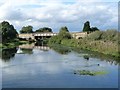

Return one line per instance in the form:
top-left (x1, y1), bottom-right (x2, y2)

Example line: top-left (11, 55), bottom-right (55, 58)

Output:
top-left (0, 47), bottom-right (18, 62)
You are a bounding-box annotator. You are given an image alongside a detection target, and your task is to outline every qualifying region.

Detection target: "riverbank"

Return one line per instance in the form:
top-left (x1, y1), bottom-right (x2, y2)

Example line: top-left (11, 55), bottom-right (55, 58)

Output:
top-left (49, 30), bottom-right (120, 59)
top-left (59, 39), bottom-right (119, 58)
top-left (0, 40), bottom-right (30, 49)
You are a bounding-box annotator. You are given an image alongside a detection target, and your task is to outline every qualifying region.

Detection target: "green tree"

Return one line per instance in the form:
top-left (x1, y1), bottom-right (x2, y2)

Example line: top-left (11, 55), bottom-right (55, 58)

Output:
top-left (35, 27), bottom-right (52, 33)
top-left (0, 21), bottom-right (18, 43)
top-left (58, 26), bottom-right (71, 39)
top-left (20, 25), bottom-right (33, 33)
top-left (83, 21), bottom-right (91, 32)
top-left (91, 27), bottom-right (99, 32)
top-left (48, 26), bottom-right (72, 45)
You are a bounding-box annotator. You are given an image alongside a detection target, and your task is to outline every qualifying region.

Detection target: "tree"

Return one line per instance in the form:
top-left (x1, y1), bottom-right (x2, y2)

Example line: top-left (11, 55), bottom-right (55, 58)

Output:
top-left (35, 27), bottom-right (52, 33)
top-left (48, 26), bottom-right (72, 45)
top-left (58, 26), bottom-right (71, 39)
top-left (0, 21), bottom-right (18, 43)
top-left (20, 25), bottom-right (33, 33)
top-left (82, 21), bottom-right (91, 32)
top-left (91, 27), bottom-right (99, 32)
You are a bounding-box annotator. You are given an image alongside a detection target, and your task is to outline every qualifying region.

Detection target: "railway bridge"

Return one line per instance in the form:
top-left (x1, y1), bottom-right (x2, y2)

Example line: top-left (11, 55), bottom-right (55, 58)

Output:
top-left (18, 32), bottom-right (88, 40)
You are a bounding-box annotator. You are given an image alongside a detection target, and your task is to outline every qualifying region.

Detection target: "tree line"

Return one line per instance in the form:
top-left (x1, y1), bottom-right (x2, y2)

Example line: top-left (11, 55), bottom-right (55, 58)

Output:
top-left (19, 21), bottom-right (99, 34)
top-left (19, 26), bottom-right (52, 34)
top-left (0, 21), bottom-right (99, 43)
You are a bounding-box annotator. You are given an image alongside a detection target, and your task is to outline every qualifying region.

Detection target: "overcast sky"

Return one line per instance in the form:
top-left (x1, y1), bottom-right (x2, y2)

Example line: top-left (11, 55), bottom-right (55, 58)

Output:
top-left (0, 0), bottom-right (119, 32)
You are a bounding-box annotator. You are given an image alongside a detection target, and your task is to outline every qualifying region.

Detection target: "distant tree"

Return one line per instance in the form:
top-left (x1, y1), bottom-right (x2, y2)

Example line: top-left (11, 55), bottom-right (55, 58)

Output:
top-left (91, 27), bottom-right (99, 32)
top-left (58, 26), bottom-right (71, 39)
top-left (59, 26), bottom-right (69, 33)
top-left (82, 21), bottom-right (91, 32)
top-left (35, 27), bottom-right (52, 33)
top-left (0, 21), bottom-right (18, 43)
top-left (20, 25), bottom-right (33, 33)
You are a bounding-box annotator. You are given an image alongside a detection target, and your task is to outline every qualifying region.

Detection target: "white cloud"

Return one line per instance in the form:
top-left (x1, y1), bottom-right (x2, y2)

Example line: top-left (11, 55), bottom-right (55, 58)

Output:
top-left (0, 0), bottom-right (118, 32)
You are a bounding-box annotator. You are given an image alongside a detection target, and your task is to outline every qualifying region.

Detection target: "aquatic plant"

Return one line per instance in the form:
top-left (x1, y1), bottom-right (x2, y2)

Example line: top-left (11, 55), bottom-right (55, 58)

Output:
top-left (74, 70), bottom-right (108, 76)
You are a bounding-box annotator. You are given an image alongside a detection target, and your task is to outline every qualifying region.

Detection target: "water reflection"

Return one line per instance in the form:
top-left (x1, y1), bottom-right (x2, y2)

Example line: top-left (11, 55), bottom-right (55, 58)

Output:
top-left (77, 50), bottom-right (120, 65)
top-left (1, 43), bottom-right (118, 88)
top-left (0, 43), bottom-right (120, 65)
top-left (0, 48), bottom-right (17, 62)
top-left (20, 48), bottom-right (33, 54)
top-left (50, 44), bottom-right (71, 54)
top-left (19, 43), bottom-right (50, 51)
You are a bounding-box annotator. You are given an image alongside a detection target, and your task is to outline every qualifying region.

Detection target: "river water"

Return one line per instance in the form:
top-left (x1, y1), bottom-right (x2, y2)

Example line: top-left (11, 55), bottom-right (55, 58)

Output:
top-left (0, 44), bottom-right (119, 88)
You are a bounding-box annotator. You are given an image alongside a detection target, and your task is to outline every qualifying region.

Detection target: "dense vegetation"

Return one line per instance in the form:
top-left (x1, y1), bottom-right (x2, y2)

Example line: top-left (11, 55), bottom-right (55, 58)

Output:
top-left (77, 30), bottom-right (120, 57)
top-left (83, 21), bottom-right (99, 32)
top-left (49, 26), bottom-right (71, 44)
top-left (0, 21), bottom-right (119, 59)
top-left (0, 21), bottom-right (31, 49)
top-left (49, 27), bottom-right (120, 58)
top-left (0, 21), bottom-right (18, 43)
top-left (20, 26), bottom-right (52, 33)
top-left (35, 27), bottom-right (52, 33)
top-left (20, 25), bottom-right (33, 34)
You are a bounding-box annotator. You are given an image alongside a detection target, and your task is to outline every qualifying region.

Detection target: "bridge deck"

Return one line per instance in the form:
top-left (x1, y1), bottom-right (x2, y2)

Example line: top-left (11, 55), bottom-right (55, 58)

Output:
top-left (18, 32), bottom-right (88, 40)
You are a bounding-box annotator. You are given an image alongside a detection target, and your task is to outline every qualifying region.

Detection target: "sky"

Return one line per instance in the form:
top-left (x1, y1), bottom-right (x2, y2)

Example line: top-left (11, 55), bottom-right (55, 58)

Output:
top-left (0, 0), bottom-right (119, 32)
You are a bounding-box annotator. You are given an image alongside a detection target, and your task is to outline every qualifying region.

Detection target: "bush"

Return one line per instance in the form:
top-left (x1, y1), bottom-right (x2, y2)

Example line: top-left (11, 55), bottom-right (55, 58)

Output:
top-left (85, 30), bottom-right (119, 42)
top-left (85, 31), bottom-right (103, 40)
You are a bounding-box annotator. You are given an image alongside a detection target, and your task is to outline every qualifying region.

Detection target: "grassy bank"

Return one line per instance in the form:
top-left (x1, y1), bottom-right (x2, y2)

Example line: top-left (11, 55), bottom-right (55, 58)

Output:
top-left (0, 39), bottom-right (30, 49)
top-left (49, 30), bottom-right (120, 58)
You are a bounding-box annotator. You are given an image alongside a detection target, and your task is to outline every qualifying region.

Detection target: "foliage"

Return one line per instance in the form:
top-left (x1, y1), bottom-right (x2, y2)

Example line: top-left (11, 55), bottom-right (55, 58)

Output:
top-left (1, 39), bottom-right (29, 49)
top-left (58, 26), bottom-right (72, 39)
top-left (101, 29), bottom-right (119, 42)
top-left (82, 21), bottom-right (91, 32)
top-left (49, 29), bottom-right (119, 58)
top-left (20, 25), bottom-right (33, 33)
top-left (0, 21), bottom-right (18, 43)
top-left (85, 30), bottom-right (119, 42)
top-left (86, 31), bottom-right (104, 40)
top-left (49, 36), bottom-right (61, 44)
top-left (91, 27), bottom-right (99, 32)
top-left (82, 21), bottom-right (99, 32)
top-left (77, 30), bottom-right (120, 58)
top-left (49, 26), bottom-right (72, 45)
top-left (61, 39), bottom-right (78, 47)
top-left (35, 27), bottom-right (52, 33)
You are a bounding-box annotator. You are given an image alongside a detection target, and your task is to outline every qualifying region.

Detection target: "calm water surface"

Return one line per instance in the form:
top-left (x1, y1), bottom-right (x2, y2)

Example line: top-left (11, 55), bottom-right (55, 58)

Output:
top-left (1, 44), bottom-right (119, 88)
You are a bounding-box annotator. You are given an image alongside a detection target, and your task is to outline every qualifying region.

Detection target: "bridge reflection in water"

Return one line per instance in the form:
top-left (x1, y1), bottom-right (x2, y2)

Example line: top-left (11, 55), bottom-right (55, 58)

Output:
top-left (18, 43), bottom-right (50, 54)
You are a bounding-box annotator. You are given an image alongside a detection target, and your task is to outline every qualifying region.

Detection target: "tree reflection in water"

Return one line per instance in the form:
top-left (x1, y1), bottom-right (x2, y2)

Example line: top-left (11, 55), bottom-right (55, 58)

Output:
top-left (20, 48), bottom-right (33, 54)
top-left (0, 43), bottom-right (119, 66)
top-left (50, 44), bottom-right (71, 55)
top-left (0, 47), bottom-right (17, 62)
top-left (74, 48), bottom-right (120, 65)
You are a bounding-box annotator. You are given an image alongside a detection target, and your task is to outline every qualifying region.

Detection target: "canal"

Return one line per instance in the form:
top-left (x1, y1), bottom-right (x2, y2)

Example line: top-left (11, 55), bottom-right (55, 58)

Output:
top-left (1, 43), bottom-right (119, 88)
